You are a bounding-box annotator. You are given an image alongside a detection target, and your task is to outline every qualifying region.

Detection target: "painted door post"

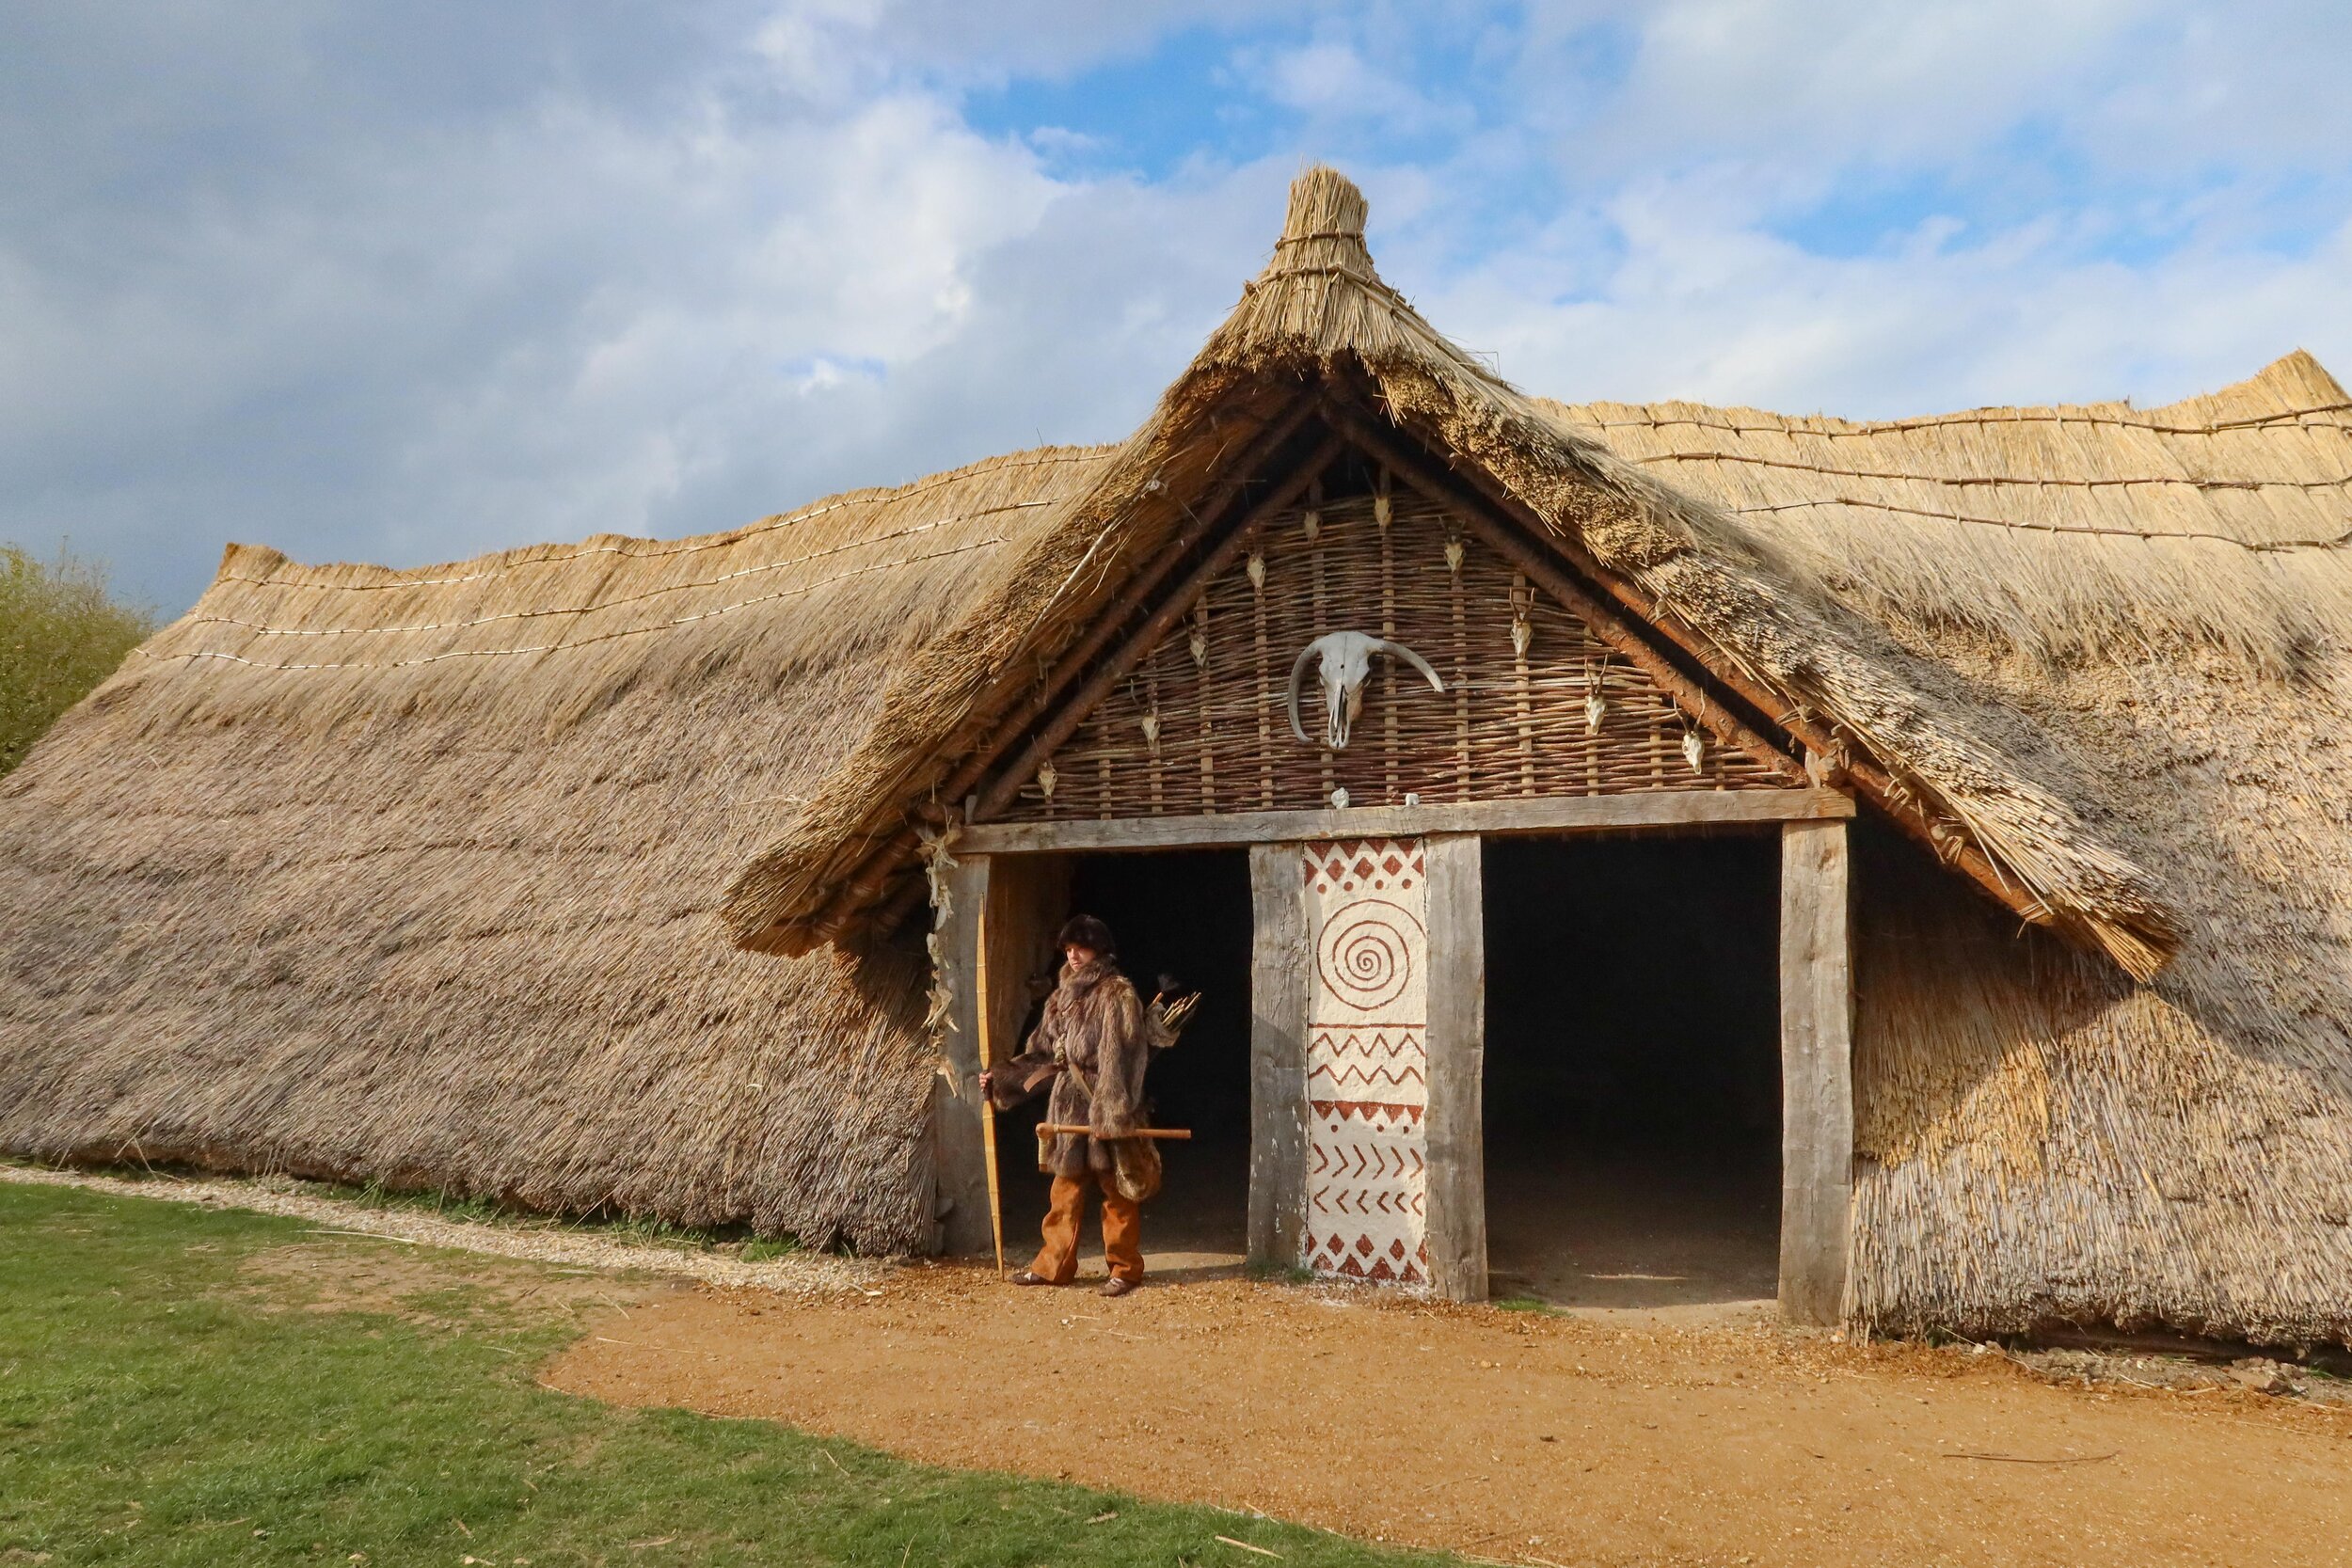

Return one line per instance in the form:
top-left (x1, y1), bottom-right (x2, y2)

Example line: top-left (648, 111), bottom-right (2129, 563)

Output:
top-left (1247, 841), bottom-right (1311, 1269)
top-left (1422, 832), bottom-right (1488, 1302)
top-left (1778, 817), bottom-right (1855, 1326)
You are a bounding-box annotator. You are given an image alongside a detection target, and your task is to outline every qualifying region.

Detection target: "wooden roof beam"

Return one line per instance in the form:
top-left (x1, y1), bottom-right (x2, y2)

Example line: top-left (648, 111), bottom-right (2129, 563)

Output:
top-left (1325, 396), bottom-right (2074, 944)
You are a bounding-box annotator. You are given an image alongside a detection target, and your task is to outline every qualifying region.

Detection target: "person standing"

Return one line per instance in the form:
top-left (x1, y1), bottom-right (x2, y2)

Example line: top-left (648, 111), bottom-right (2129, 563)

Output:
top-left (979, 914), bottom-right (1155, 1296)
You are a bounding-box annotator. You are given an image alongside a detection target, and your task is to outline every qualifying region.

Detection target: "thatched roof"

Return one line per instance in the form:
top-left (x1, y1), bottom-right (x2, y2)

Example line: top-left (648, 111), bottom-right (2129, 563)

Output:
top-left (7, 165), bottom-right (2350, 1338)
top-left (1542, 348), bottom-right (2352, 671)
top-left (1542, 357), bottom-right (2352, 1346)
top-left (723, 166), bottom-right (2182, 981)
top-left (0, 444), bottom-right (1112, 1248)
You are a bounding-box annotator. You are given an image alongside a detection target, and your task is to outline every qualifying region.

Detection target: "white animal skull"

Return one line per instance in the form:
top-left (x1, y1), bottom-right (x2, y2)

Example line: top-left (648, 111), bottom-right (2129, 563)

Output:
top-left (1285, 629), bottom-right (1445, 751)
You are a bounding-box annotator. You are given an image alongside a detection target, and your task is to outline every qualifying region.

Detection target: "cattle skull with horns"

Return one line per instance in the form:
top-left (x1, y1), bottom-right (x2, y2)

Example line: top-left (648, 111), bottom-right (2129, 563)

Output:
top-left (1285, 629), bottom-right (1446, 751)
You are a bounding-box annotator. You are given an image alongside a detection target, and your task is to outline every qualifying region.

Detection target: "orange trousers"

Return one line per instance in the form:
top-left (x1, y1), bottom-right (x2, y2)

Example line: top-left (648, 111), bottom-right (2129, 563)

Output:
top-left (1031, 1169), bottom-right (1144, 1285)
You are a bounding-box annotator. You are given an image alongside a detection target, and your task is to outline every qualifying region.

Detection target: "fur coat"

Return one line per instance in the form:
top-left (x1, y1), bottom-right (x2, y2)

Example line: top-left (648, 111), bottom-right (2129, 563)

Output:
top-left (989, 956), bottom-right (1151, 1180)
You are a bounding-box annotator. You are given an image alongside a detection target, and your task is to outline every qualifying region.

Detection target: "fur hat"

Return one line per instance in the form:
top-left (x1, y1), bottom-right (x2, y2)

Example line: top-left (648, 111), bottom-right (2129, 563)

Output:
top-left (1057, 913), bottom-right (1117, 957)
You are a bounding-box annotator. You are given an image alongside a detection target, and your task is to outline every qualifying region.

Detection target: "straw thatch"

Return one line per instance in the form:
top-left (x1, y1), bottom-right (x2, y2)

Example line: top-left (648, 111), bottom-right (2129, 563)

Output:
top-left (725, 166), bottom-right (2179, 980)
top-left (1541, 349), bottom-right (2352, 672)
top-left (0, 445), bottom-right (1113, 1247)
top-left (1541, 363), bottom-right (2352, 1344)
top-left (7, 164), bottom-right (2351, 1342)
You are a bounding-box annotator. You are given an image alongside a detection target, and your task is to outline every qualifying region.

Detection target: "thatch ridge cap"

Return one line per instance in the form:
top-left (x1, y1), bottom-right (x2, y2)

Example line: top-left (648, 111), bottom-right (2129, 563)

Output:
top-left (1535, 350), bottom-right (2351, 442)
top-left (207, 442), bottom-right (1117, 594)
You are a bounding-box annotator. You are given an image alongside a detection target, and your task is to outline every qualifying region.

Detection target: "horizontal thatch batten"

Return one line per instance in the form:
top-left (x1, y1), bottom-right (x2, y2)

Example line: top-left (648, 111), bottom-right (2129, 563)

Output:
top-left (1543, 351), bottom-right (2352, 670)
top-left (0, 446), bottom-right (1114, 1244)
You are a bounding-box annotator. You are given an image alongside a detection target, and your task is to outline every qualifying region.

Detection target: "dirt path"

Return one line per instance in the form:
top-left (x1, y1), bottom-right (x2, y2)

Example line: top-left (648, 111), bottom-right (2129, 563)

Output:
top-left (548, 1263), bottom-right (2352, 1568)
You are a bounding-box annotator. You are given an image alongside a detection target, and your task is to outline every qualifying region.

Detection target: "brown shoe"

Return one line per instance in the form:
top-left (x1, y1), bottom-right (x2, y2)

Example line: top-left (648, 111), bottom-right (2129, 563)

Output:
top-left (1009, 1270), bottom-right (1055, 1286)
top-left (1099, 1276), bottom-right (1138, 1298)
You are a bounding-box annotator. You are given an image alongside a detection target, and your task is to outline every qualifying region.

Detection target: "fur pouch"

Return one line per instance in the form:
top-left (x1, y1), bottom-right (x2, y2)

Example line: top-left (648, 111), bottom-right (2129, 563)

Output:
top-left (1108, 1133), bottom-right (1163, 1204)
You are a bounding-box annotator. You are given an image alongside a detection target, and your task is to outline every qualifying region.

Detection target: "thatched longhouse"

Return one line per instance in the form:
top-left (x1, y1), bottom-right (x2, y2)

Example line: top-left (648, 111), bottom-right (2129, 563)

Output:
top-left (8, 166), bottom-right (2351, 1346)
top-left (0, 450), bottom-right (1113, 1250)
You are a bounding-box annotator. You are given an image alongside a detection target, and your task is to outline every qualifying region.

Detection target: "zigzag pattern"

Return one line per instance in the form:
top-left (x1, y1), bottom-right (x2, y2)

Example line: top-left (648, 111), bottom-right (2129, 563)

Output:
top-left (1307, 1061), bottom-right (1427, 1090)
top-left (1307, 1028), bottom-right (1423, 1057)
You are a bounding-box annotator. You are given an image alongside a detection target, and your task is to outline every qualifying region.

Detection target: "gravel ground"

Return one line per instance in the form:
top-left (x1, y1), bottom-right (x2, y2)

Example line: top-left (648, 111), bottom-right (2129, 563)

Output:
top-left (553, 1263), bottom-right (2352, 1568)
top-left (0, 1162), bottom-right (889, 1295)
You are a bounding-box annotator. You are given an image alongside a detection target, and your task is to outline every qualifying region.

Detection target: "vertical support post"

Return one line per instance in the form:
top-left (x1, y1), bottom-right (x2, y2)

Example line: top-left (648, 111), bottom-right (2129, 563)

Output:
top-left (1248, 842), bottom-right (1311, 1269)
top-left (930, 852), bottom-right (994, 1257)
top-left (1422, 833), bottom-right (1488, 1302)
top-left (1779, 818), bottom-right (1854, 1326)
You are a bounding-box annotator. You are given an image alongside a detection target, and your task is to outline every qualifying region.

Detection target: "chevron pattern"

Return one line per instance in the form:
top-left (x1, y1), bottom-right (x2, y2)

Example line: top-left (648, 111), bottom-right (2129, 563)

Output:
top-left (1302, 837), bottom-right (1430, 1287)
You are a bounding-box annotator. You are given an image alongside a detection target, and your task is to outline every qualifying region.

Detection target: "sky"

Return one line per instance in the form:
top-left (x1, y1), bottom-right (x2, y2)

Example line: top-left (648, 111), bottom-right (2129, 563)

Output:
top-left (5, 2), bottom-right (2349, 615)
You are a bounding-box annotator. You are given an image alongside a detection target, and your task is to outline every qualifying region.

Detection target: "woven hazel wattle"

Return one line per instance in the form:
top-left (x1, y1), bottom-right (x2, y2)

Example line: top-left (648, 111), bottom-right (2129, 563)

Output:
top-left (998, 488), bottom-right (1787, 824)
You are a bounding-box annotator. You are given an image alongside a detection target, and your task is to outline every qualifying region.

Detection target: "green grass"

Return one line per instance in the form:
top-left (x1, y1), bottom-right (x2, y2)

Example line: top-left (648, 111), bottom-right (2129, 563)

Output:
top-left (0, 1182), bottom-right (1448, 1566)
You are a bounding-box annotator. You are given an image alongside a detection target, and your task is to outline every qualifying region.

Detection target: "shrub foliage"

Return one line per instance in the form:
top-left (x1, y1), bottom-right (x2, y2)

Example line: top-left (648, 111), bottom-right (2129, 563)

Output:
top-left (0, 544), bottom-right (154, 775)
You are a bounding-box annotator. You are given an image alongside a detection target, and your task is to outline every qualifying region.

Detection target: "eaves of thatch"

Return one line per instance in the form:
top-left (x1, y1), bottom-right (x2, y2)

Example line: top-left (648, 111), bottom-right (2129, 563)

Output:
top-left (722, 166), bottom-right (2183, 982)
top-left (1542, 354), bottom-right (2352, 1345)
top-left (0, 444), bottom-right (1113, 1248)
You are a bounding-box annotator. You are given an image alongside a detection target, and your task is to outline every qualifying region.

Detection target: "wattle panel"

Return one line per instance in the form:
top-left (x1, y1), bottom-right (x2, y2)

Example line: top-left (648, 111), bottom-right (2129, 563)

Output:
top-left (1302, 837), bottom-right (1430, 1285)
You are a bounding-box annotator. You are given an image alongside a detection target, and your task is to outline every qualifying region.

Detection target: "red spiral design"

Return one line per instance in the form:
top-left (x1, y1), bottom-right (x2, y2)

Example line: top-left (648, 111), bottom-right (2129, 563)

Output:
top-left (1315, 899), bottom-right (1420, 1012)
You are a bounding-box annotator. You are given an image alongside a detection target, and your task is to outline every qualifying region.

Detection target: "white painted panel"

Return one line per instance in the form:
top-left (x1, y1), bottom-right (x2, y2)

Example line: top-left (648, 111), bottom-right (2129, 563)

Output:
top-left (1302, 836), bottom-right (1430, 1285)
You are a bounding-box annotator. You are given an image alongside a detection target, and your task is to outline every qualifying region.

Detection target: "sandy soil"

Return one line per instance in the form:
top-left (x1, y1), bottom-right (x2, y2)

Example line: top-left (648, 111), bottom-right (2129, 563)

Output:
top-left (548, 1263), bottom-right (2352, 1568)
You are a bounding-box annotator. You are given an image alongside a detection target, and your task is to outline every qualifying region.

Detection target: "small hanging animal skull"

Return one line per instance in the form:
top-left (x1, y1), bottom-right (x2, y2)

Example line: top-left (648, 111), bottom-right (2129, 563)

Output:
top-left (1510, 611), bottom-right (1533, 660)
top-left (1444, 539), bottom-right (1465, 575)
top-left (1681, 729), bottom-right (1706, 774)
top-left (1285, 629), bottom-right (1445, 751)
top-left (1247, 552), bottom-right (1266, 592)
top-left (1140, 710), bottom-right (1161, 754)
top-left (1188, 627), bottom-right (1208, 667)
top-left (1584, 687), bottom-right (1608, 734)
top-left (1036, 759), bottom-right (1057, 800)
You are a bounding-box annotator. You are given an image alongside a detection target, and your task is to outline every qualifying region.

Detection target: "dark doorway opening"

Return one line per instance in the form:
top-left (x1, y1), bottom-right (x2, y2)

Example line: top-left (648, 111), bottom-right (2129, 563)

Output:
top-left (990, 848), bottom-right (1253, 1281)
top-left (1482, 833), bottom-right (1781, 1312)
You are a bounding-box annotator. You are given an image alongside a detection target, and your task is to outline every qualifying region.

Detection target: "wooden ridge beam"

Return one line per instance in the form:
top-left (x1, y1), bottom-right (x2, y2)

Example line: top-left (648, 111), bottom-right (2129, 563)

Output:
top-left (1327, 399), bottom-right (2072, 942)
top-left (923, 397), bottom-right (1321, 821)
top-left (817, 429), bottom-right (1348, 943)
top-left (971, 432), bottom-right (1350, 822)
top-left (1325, 404), bottom-right (1805, 786)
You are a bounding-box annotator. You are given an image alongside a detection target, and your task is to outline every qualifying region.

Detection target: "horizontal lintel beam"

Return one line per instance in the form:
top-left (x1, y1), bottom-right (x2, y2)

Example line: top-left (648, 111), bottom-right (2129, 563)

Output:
top-left (958, 787), bottom-right (1853, 855)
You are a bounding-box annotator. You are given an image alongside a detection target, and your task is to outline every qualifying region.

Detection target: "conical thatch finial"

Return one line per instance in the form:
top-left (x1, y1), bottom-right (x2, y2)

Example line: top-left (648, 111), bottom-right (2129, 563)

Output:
top-left (1283, 165), bottom-right (1367, 242)
top-left (1274, 166), bottom-right (1375, 276)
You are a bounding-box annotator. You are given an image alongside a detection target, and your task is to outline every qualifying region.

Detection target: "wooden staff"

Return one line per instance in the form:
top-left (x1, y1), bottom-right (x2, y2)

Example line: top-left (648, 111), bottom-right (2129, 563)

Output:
top-left (1036, 1126), bottom-right (1194, 1139)
top-left (975, 898), bottom-right (1006, 1278)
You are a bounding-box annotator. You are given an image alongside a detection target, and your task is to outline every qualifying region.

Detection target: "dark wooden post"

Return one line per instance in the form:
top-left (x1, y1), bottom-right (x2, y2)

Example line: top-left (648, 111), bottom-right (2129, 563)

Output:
top-left (1778, 818), bottom-right (1854, 1325)
top-left (930, 852), bottom-right (993, 1257)
top-left (1422, 832), bottom-right (1488, 1302)
top-left (1248, 842), bottom-right (1311, 1269)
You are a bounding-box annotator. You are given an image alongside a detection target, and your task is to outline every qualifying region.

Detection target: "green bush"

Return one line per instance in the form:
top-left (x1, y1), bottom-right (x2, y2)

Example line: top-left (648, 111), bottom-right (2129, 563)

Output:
top-left (0, 543), bottom-right (155, 775)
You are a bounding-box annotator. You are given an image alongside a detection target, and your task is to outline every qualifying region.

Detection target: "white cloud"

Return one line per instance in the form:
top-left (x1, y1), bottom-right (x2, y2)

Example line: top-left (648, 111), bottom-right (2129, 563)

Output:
top-left (1, 1), bottom-right (2345, 613)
